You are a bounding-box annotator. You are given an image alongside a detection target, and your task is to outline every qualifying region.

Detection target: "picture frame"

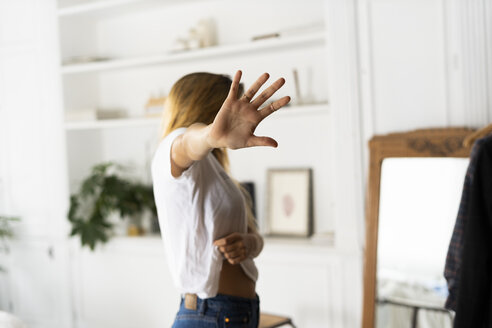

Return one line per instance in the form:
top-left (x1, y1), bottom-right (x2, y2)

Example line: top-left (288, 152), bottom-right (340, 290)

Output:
top-left (266, 168), bottom-right (313, 237)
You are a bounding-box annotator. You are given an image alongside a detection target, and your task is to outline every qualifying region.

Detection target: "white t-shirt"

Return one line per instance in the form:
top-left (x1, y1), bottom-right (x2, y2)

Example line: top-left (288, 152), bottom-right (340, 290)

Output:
top-left (151, 127), bottom-right (258, 299)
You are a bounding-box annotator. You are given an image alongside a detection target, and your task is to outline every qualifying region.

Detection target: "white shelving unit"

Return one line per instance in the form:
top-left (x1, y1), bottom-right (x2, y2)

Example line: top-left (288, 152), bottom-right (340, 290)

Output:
top-left (59, 0), bottom-right (330, 227)
top-left (58, 0), bottom-right (330, 215)
top-left (54, 1), bottom-right (336, 327)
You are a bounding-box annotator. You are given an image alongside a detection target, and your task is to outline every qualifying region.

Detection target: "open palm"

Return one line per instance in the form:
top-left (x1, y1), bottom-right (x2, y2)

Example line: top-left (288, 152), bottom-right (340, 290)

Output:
top-left (208, 71), bottom-right (290, 150)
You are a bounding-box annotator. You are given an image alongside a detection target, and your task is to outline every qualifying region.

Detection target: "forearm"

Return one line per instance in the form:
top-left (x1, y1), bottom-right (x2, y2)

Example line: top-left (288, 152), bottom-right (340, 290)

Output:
top-left (171, 123), bottom-right (214, 172)
top-left (244, 231), bottom-right (264, 259)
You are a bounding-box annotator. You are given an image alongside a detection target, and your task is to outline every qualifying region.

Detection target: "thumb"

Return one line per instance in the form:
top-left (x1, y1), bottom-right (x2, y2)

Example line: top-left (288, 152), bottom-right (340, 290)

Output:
top-left (246, 136), bottom-right (278, 148)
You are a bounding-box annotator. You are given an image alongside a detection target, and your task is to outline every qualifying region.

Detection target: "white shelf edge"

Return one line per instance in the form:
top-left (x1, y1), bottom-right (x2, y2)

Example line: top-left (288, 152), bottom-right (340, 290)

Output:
top-left (63, 103), bottom-right (328, 131)
top-left (65, 116), bottom-right (161, 130)
top-left (61, 32), bottom-right (326, 75)
top-left (58, 0), bottom-right (151, 17)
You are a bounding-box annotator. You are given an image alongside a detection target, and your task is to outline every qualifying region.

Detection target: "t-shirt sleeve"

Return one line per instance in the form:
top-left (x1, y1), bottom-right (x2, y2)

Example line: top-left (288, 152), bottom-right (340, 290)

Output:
top-left (151, 127), bottom-right (192, 182)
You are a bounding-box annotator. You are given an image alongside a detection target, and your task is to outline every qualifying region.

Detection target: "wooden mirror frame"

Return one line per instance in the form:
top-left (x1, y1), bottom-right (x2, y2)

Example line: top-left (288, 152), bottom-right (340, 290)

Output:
top-left (361, 127), bottom-right (475, 328)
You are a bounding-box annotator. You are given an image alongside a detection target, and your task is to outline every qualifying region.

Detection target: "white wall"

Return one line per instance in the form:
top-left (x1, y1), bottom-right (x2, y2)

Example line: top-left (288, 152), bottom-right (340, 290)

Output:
top-left (359, 0), bottom-right (492, 143)
top-left (369, 0), bottom-right (447, 134)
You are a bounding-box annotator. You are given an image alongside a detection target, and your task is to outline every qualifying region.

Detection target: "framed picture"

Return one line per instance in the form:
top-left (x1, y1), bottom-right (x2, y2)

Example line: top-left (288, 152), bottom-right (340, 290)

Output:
top-left (266, 168), bottom-right (313, 237)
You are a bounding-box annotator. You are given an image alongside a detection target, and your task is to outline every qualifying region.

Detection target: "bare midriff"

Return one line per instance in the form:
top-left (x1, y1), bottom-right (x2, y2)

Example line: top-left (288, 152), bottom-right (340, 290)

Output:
top-left (217, 260), bottom-right (256, 299)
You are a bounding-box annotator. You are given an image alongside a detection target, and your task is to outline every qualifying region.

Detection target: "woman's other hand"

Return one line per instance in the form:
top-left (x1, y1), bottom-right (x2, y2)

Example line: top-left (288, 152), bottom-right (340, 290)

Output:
top-left (214, 232), bottom-right (259, 265)
top-left (207, 70), bottom-right (291, 150)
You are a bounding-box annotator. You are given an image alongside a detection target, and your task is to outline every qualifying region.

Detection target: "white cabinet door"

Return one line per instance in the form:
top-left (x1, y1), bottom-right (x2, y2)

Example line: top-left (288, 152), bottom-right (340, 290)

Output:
top-left (0, 0), bottom-right (69, 239)
top-left (71, 238), bottom-right (180, 328)
top-left (4, 240), bottom-right (72, 328)
top-left (0, 50), bottom-right (52, 237)
top-left (0, 102), bottom-right (11, 312)
top-left (0, 49), bottom-right (9, 312)
top-left (0, 1), bottom-right (72, 327)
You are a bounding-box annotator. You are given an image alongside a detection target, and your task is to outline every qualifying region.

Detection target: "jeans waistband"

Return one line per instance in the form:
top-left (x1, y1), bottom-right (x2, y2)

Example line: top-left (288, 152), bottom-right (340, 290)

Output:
top-left (181, 293), bottom-right (259, 311)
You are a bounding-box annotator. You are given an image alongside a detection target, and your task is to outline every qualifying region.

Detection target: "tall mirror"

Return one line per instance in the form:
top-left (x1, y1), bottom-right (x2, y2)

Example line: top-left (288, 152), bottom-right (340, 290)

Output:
top-left (362, 128), bottom-right (475, 328)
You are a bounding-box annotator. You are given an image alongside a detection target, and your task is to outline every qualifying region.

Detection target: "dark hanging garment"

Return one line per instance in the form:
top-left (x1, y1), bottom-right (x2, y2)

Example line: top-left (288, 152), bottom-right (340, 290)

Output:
top-left (453, 136), bottom-right (492, 327)
top-left (444, 137), bottom-right (486, 310)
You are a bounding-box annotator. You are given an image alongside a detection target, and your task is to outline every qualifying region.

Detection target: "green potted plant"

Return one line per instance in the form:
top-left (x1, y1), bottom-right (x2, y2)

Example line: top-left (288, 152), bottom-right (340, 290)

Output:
top-left (0, 216), bottom-right (19, 272)
top-left (68, 162), bottom-right (157, 250)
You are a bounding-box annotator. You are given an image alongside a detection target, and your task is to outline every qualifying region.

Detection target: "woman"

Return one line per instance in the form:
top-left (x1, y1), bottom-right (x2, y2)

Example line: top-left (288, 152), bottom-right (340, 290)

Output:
top-left (152, 70), bottom-right (290, 328)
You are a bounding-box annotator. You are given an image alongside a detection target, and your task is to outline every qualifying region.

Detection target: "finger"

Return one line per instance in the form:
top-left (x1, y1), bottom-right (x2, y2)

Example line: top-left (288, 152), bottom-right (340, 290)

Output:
top-left (251, 77), bottom-right (285, 108)
top-left (224, 252), bottom-right (246, 260)
top-left (246, 136), bottom-right (278, 148)
top-left (213, 232), bottom-right (242, 246)
top-left (220, 242), bottom-right (243, 253)
top-left (226, 248), bottom-right (245, 258)
top-left (258, 96), bottom-right (291, 120)
top-left (228, 255), bottom-right (246, 265)
top-left (227, 70), bottom-right (242, 100)
top-left (223, 241), bottom-right (245, 253)
top-left (214, 238), bottom-right (229, 247)
top-left (241, 73), bottom-right (269, 102)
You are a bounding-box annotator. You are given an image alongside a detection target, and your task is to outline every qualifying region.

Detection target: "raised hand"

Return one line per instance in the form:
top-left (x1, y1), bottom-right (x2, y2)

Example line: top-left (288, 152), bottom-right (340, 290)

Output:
top-left (207, 70), bottom-right (290, 150)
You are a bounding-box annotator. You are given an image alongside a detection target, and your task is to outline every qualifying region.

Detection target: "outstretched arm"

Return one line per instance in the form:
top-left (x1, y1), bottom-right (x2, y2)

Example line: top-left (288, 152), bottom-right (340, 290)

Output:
top-left (170, 70), bottom-right (290, 178)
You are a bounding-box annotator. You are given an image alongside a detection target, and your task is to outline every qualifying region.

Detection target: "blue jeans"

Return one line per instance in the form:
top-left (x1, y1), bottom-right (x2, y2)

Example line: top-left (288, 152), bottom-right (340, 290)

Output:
top-left (172, 293), bottom-right (260, 328)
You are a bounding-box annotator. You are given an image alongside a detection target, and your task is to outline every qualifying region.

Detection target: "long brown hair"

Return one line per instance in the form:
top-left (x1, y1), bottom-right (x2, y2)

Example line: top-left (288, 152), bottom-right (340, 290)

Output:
top-left (161, 72), bottom-right (258, 232)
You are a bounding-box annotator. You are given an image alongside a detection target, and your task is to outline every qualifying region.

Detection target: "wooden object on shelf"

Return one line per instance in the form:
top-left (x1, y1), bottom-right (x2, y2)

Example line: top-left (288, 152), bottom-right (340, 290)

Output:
top-left (252, 33), bottom-right (280, 41)
top-left (252, 22), bottom-right (324, 42)
top-left (362, 127), bottom-right (475, 328)
top-left (144, 95), bottom-right (166, 117)
top-left (127, 224), bottom-right (145, 236)
top-left (259, 313), bottom-right (296, 328)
